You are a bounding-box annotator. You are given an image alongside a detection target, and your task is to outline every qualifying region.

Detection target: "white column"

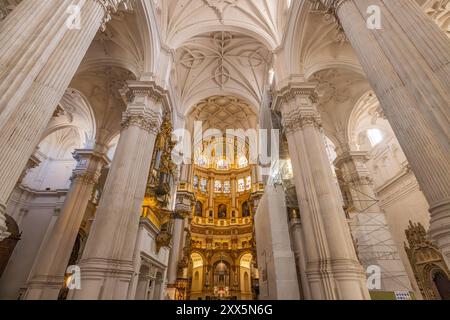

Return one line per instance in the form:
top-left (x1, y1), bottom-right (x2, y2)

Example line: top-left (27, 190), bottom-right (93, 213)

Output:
top-left (277, 83), bottom-right (369, 300)
top-left (71, 81), bottom-right (165, 300)
top-left (324, 0), bottom-right (450, 265)
top-left (0, 0), bottom-right (121, 241)
top-left (24, 146), bottom-right (109, 300)
top-left (289, 216), bottom-right (311, 299)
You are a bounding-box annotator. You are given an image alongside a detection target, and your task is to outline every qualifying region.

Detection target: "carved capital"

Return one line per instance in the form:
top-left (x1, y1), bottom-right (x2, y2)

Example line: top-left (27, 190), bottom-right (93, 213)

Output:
top-left (0, 204), bottom-right (11, 241)
top-left (121, 110), bottom-right (161, 134)
top-left (71, 170), bottom-right (101, 185)
top-left (70, 149), bottom-right (109, 185)
top-left (95, 0), bottom-right (134, 31)
top-left (275, 83), bottom-right (322, 134)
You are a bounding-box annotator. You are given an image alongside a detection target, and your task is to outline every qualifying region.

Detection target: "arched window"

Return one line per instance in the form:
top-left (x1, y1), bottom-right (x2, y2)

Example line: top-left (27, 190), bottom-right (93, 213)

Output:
top-left (223, 181), bottom-right (231, 193)
top-left (237, 178), bottom-right (245, 192)
top-left (217, 158), bottom-right (230, 170)
top-left (367, 128), bottom-right (383, 146)
top-left (193, 175), bottom-right (199, 189)
top-left (238, 156), bottom-right (248, 168)
top-left (200, 178), bottom-right (207, 193)
top-left (214, 180), bottom-right (222, 193)
top-left (245, 176), bottom-right (251, 190)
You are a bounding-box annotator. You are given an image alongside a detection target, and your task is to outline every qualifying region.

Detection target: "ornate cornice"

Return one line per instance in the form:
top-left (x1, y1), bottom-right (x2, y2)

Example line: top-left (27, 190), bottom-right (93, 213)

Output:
top-left (122, 80), bottom-right (172, 114)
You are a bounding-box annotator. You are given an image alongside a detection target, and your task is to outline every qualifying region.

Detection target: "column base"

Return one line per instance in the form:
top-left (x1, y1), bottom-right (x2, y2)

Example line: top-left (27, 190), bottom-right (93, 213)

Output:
top-left (71, 258), bottom-right (134, 300)
top-left (0, 203), bottom-right (11, 241)
top-left (428, 199), bottom-right (450, 267)
top-left (24, 276), bottom-right (65, 300)
top-left (306, 258), bottom-right (369, 300)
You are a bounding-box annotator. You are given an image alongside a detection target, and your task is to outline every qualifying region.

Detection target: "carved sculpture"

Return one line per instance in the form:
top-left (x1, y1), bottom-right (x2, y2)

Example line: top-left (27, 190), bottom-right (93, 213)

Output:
top-left (404, 221), bottom-right (450, 300)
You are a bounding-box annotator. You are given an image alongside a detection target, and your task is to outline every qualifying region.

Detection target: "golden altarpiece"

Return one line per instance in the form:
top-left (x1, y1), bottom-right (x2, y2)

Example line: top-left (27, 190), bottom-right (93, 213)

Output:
top-left (174, 136), bottom-right (263, 300)
top-left (141, 115), bottom-right (178, 251)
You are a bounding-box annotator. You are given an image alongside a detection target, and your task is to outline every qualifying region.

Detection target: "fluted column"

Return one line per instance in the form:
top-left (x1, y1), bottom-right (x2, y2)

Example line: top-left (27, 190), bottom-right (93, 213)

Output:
top-left (24, 146), bottom-right (109, 300)
top-left (71, 82), bottom-right (165, 300)
top-left (334, 150), bottom-right (411, 292)
top-left (276, 83), bottom-right (369, 300)
top-left (323, 0), bottom-right (450, 265)
top-left (0, 0), bottom-right (122, 241)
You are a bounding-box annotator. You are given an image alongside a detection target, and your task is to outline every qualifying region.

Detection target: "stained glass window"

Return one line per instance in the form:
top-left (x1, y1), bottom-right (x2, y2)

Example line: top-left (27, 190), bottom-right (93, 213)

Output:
top-left (193, 175), bottom-right (199, 189)
top-left (214, 180), bottom-right (222, 193)
top-left (217, 158), bottom-right (230, 170)
top-left (237, 178), bottom-right (245, 192)
top-left (200, 178), bottom-right (207, 193)
top-left (245, 176), bottom-right (251, 190)
top-left (238, 156), bottom-right (248, 168)
top-left (223, 181), bottom-right (231, 193)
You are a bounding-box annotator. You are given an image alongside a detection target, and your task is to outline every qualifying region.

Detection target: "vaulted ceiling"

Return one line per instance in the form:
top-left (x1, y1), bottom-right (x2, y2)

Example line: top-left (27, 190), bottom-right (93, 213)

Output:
top-left (189, 95), bottom-right (257, 132)
top-left (156, 0), bottom-right (290, 49)
top-left (174, 31), bottom-right (272, 111)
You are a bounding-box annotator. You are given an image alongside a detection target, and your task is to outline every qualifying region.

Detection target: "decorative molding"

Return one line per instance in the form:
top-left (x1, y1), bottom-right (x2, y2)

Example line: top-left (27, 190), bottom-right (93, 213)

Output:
top-left (121, 110), bottom-right (161, 134)
top-left (203, 0), bottom-right (238, 20)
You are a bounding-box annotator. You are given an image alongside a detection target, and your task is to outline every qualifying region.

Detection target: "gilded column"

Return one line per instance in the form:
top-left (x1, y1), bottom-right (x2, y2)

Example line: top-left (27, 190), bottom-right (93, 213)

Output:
top-left (0, 0), bottom-right (124, 241)
top-left (71, 81), bottom-right (165, 300)
top-left (322, 0), bottom-right (450, 265)
top-left (275, 83), bottom-right (369, 300)
top-left (24, 146), bottom-right (109, 300)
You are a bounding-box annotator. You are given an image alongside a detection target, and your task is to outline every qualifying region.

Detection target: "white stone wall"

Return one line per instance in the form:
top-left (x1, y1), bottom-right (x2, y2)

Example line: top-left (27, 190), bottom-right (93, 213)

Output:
top-left (254, 184), bottom-right (300, 300)
top-left (0, 188), bottom-right (66, 299)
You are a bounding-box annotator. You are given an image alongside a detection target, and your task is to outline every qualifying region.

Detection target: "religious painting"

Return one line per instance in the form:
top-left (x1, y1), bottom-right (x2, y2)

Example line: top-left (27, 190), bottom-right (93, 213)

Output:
top-left (195, 201), bottom-right (203, 217)
top-left (242, 201), bottom-right (250, 217)
top-left (218, 204), bottom-right (227, 219)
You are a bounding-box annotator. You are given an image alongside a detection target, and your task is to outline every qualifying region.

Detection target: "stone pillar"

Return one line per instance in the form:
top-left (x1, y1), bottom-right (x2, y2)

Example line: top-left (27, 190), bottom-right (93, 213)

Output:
top-left (334, 150), bottom-right (411, 292)
top-left (0, 0), bottom-right (123, 242)
top-left (275, 83), bottom-right (369, 300)
top-left (289, 215), bottom-right (311, 299)
top-left (71, 81), bottom-right (165, 300)
top-left (322, 0), bottom-right (450, 265)
top-left (24, 146), bottom-right (109, 300)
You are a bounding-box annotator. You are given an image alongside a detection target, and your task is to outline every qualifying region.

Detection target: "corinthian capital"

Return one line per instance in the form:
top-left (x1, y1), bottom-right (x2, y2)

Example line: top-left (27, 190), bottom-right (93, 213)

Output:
top-left (120, 80), bottom-right (169, 134)
top-left (274, 82), bottom-right (322, 134)
top-left (96, 0), bottom-right (134, 31)
top-left (121, 109), bottom-right (162, 134)
top-left (315, 0), bottom-right (349, 12)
